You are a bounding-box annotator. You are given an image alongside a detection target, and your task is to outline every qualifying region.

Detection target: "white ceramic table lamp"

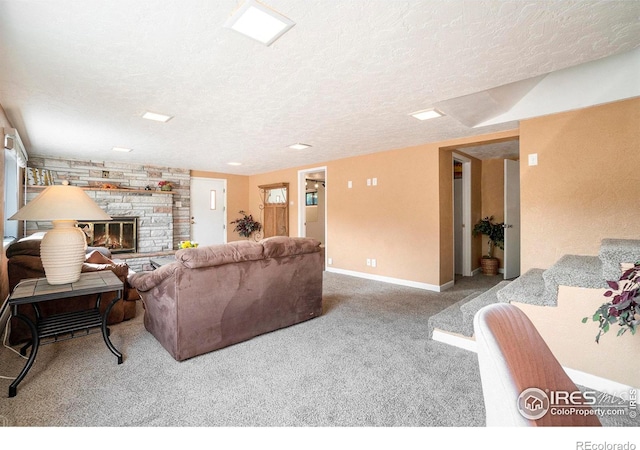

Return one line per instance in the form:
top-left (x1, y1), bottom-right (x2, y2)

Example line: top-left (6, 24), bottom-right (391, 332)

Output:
top-left (9, 182), bottom-right (112, 284)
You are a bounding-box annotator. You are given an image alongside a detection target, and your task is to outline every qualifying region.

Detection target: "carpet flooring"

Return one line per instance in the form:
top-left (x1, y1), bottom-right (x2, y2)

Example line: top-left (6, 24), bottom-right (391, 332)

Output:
top-left (0, 272), bottom-right (635, 429)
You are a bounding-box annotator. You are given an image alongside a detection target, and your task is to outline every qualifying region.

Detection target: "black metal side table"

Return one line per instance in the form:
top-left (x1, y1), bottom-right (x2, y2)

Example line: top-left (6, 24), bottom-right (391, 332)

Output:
top-left (7, 271), bottom-right (125, 397)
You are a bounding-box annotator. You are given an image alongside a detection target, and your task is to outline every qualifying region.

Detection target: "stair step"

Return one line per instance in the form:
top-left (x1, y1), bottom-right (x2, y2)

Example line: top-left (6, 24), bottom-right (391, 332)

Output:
top-left (497, 268), bottom-right (553, 306)
top-left (599, 238), bottom-right (640, 281)
top-left (541, 255), bottom-right (608, 304)
top-left (460, 281), bottom-right (512, 331)
top-left (427, 290), bottom-right (482, 337)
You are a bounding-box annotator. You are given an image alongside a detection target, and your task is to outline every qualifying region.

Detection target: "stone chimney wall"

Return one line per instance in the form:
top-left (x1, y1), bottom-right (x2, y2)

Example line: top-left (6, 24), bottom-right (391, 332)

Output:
top-left (25, 157), bottom-right (190, 256)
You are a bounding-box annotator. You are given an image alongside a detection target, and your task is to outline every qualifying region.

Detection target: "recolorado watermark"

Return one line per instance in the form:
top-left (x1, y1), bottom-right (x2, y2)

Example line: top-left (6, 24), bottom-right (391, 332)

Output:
top-left (576, 442), bottom-right (636, 450)
top-left (517, 387), bottom-right (637, 421)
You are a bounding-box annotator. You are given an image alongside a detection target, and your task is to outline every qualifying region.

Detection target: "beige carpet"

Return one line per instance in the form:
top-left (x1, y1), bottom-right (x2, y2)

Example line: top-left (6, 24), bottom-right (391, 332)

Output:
top-left (0, 272), bottom-right (634, 429)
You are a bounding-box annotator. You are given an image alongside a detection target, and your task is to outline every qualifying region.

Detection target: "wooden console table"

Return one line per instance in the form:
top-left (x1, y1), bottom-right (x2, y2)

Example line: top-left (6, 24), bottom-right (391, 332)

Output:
top-left (7, 271), bottom-right (125, 397)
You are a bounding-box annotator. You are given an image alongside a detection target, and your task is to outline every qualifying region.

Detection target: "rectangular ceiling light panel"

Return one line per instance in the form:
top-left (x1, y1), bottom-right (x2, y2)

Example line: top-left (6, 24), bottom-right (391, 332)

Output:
top-left (143, 111), bottom-right (173, 122)
top-left (224, 0), bottom-right (295, 46)
top-left (410, 109), bottom-right (444, 120)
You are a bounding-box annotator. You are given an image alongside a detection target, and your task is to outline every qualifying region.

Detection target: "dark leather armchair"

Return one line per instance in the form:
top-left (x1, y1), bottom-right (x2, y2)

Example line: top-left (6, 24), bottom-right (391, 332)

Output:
top-left (5, 233), bottom-right (139, 344)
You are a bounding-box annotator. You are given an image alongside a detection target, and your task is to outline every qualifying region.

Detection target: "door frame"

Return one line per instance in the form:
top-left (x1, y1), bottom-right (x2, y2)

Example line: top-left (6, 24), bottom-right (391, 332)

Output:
top-left (452, 153), bottom-right (472, 278)
top-left (297, 165), bottom-right (327, 243)
top-left (503, 159), bottom-right (521, 279)
top-left (190, 176), bottom-right (228, 245)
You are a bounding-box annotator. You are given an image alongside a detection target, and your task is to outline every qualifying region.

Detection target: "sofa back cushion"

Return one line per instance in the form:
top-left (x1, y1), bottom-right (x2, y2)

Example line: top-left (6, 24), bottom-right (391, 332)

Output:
top-left (176, 240), bottom-right (264, 269)
top-left (261, 236), bottom-right (321, 258)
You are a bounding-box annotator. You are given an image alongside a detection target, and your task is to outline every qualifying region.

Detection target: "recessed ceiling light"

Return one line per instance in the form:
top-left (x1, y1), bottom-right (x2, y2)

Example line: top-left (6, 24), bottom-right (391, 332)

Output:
top-left (112, 146), bottom-right (133, 153)
top-left (142, 111), bottom-right (174, 123)
top-left (410, 108), bottom-right (444, 120)
top-left (224, 0), bottom-right (295, 46)
top-left (227, 162), bottom-right (242, 166)
top-left (289, 143), bottom-right (311, 150)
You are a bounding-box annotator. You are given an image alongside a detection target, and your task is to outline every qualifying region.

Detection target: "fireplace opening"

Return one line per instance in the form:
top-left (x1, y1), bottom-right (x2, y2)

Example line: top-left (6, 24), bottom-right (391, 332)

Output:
top-left (78, 217), bottom-right (138, 253)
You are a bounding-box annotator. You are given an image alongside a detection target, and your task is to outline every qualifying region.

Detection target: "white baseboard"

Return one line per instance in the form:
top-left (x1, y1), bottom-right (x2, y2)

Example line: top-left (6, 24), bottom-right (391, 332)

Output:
top-left (431, 328), bottom-right (638, 398)
top-left (432, 329), bottom-right (477, 352)
top-left (325, 267), bottom-right (449, 292)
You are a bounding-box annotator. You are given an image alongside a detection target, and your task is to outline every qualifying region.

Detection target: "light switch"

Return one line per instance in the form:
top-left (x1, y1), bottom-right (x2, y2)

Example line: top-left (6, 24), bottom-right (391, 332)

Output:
top-left (528, 153), bottom-right (538, 166)
top-left (367, 178), bottom-right (371, 186)
top-left (348, 181), bottom-right (352, 189)
top-left (372, 178), bottom-right (378, 186)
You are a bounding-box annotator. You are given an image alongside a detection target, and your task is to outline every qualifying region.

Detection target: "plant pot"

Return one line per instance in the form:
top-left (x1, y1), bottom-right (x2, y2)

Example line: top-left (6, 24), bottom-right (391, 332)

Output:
top-left (480, 257), bottom-right (499, 276)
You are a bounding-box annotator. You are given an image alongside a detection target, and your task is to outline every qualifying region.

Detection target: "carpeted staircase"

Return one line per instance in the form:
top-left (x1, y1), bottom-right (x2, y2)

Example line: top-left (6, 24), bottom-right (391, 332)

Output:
top-left (428, 238), bottom-right (640, 341)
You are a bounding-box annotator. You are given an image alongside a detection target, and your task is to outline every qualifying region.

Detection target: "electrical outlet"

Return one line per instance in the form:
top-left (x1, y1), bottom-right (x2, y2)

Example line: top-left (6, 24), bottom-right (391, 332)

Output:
top-left (367, 178), bottom-right (371, 186)
top-left (348, 181), bottom-right (352, 189)
top-left (371, 259), bottom-right (377, 268)
top-left (366, 258), bottom-right (371, 266)
top-left (328, 258), bottom-right (333, 265)
top-left (372, 178), bottom-right (377, 186)
top-left (528, 153), bottom-right (538, 166)
top-left (102, 170), bottom-right (109, 178)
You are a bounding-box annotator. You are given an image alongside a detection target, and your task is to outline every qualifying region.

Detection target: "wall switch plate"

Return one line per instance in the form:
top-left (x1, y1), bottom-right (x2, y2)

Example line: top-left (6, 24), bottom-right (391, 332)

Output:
top-left (528, 153), bottom-right (538, 166)
top-left (372, 178), bottom-right (377, 186)
top-left (367, 178), bottom-right (371, 186)
top-left (371, 259), bottom-right (377, 268)
top-left (328, 258), bottom-right (333, 265)
top-left (348, 181), bottom-right (352, 189)
top-left (366, 258), bottom-right (371, 266)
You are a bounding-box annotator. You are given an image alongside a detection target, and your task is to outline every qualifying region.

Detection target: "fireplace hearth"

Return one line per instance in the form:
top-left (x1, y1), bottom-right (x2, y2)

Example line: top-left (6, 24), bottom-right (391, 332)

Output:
top-left (78, 216), bottom-right (138, 253)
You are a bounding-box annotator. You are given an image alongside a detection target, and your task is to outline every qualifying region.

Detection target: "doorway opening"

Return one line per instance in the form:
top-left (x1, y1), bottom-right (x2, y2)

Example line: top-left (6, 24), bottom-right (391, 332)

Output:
top-left (452, 153), bottom-right (472, 278)
top-left (298, 167), bottom-right (327, 248)
top-left (450, 138), bottom-right (521, 281)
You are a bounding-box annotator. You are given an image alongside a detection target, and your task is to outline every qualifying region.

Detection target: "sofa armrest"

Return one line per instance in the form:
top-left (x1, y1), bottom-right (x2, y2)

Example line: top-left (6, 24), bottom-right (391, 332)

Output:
top-left (128, 263), bottom-right (180, 292)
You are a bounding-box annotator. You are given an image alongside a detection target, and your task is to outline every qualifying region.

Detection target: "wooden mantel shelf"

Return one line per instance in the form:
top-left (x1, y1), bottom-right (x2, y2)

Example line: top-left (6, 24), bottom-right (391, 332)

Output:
top-left (26, 185), bottom-right (175, 194)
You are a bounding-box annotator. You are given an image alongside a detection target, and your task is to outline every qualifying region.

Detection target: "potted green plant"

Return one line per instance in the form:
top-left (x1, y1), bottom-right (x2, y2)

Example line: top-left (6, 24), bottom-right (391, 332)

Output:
top-left (582, 262), bottom-right (639, 343)
top-left (472, 216), bottom-right (505, 275)
top-left (230, 210), bottom-right (262, 239)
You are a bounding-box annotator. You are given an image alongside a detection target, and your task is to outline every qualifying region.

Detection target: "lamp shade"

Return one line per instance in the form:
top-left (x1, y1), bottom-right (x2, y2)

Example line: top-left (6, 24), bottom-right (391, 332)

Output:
top-left (9, 184), bottom-right (111, 221)
top-left (9, 184), bottom-right (111, 285)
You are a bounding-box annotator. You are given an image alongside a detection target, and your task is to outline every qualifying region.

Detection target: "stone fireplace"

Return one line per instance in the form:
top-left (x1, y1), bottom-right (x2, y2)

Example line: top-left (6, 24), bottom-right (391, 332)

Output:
top-left (78, 216), bottom-right (138, 253)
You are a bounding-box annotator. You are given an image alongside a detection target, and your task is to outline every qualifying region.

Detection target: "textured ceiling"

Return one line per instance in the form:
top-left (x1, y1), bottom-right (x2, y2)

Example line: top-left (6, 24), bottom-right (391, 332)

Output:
top-left (0, 0), bottom-right (639, 175)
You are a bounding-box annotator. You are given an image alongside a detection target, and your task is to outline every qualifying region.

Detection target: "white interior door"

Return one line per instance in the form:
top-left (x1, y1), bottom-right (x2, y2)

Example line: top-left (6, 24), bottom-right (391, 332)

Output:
top-left (504, 159), bottom-right (521, 279)
top-left (454, 177), bottom-right (463, 275)
top-left (452, 153), bottom-right (472, 278)
top-left (190, 177), bottom-right (226, 247)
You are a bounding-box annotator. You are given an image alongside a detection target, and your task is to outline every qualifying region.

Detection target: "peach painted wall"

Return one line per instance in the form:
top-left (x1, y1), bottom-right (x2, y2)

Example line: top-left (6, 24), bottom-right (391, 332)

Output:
top-left (247, 129), bottom-right (518, 289)
top-left (325, 146), bottom-right (442, 285)
top-left (519, 97), bottom-right (640, 272)
top-left (190, 170), bottom-right (250, 242)
top-left (249, 145), bottom-right (444, 287)
top-left (515, 286), bottom-right (640, 388)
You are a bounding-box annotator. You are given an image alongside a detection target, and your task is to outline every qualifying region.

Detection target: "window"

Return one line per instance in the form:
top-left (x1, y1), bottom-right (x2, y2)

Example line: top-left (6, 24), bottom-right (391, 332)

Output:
top-left (4, 148), bottom-right (19, 240)
top-left (305, 191), bottom-right (318, 206)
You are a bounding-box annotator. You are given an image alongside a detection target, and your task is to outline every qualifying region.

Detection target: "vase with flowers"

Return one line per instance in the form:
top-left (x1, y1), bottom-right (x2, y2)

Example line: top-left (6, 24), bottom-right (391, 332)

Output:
top-left (158, 181), bottom-right (173, 191)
